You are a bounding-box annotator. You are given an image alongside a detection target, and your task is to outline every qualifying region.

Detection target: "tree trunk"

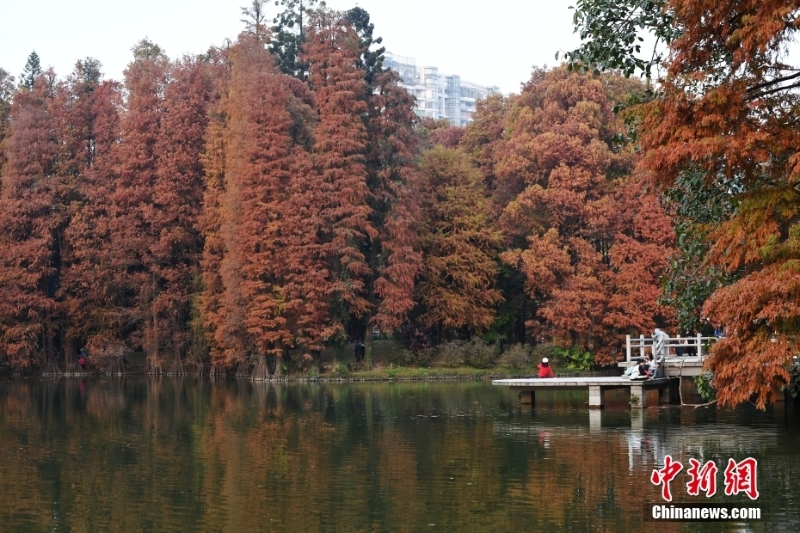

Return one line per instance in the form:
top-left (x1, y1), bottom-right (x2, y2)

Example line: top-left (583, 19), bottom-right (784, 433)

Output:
top-left (252, 353), bottom-right (269, 381)
top-left (236, 360), bottom-right (251, 377)
top-left (364, 331), bottom-right (373, 370)
top-left (109, 355), bottom-right (126, 376)
top-left (272, 355), bottom-right (282, 380)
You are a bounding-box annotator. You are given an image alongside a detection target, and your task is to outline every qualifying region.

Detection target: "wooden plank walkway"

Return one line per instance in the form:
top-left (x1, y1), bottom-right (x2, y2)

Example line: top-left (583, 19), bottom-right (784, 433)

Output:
top-left (492, 376), bottom-right (680, 409)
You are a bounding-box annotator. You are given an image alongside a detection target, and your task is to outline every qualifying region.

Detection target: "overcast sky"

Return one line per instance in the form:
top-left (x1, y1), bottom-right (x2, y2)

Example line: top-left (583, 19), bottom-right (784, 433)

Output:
top-left (1, 0), bottom-right (582, 95)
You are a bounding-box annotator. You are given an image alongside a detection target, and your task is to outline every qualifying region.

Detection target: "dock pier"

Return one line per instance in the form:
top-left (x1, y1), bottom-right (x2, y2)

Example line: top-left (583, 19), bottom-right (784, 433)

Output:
top-left (492, 376), bottom-right (680, 408)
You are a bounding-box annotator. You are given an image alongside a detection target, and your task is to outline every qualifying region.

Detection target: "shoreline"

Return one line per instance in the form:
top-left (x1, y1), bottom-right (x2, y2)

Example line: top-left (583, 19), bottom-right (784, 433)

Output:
top-left (2, 365), bottom-right (622, 383)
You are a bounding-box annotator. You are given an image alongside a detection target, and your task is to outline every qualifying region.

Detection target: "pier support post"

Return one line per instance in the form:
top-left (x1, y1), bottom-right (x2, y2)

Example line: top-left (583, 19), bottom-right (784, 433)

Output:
top-left (589, 386), bottom-right (604, 408)
top-left (519, 390), bottom-right (534, 405)
top-left (630, 384), bottom-right (646, 408)
top-left (631, 408), bottom-right (644, 430)
top-left (658, 385), bottom-right (671, 405)
top-left (670, 379), bottom-right (680, 404)
top-left (589, 409), bottom-right (602, 432)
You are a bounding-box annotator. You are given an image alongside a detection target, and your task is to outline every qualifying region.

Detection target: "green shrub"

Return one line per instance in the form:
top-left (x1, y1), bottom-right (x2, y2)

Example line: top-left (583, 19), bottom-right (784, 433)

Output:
top-left (464, 339), bottom-right (497, 369)
top-left (694, 371), bottom-right (716, 402)
top-left (437, 341), bottom-right (466, 368)
top-left (331, 361), bottom-right (351, 376)
top-left (383, 343), bottom-right (436, 368)
top-left (499, 343), bottom-right (531, 369)
top-left (556, 346), bottom-right (594, 371)
top-left (383, 343), bottom-right (414, 367)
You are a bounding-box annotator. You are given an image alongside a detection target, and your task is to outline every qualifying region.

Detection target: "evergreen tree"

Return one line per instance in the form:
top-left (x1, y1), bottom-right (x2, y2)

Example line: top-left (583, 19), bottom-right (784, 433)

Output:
top-left (344, 7), bottom-right (385, 86)
top-left (20, 51), bottom-right (42, 90)
top-left (269, 0), bottom-right (320, 77)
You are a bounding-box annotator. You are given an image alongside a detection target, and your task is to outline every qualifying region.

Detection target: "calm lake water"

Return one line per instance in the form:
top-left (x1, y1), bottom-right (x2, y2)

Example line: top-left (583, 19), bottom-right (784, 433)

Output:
top-left (0, 378), bottom-right (798, 532)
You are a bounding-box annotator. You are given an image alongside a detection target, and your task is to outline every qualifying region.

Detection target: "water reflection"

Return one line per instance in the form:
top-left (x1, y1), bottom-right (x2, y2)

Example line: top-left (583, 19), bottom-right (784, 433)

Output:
top-left (0, 378), bottom-right (797, 532)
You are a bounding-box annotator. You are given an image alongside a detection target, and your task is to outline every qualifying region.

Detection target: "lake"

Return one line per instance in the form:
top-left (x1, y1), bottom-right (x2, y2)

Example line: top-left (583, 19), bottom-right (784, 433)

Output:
top-left (0, 378), bottom-right (798, 532)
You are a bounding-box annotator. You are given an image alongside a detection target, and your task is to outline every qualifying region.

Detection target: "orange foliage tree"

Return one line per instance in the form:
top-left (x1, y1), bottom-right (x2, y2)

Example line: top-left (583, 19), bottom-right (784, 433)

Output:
top-left (301, 10), bottom-right (423, 366)
top-left (57, 77), bottom-right (123, 370)
top-left (146, 56), bottom-right (213, 373)
top-left (639, 1), bottom-right (800, 407)
top-left (569, 0), bottom-right (800, 405)
top-left (496, 68), bottom-right (674, 363)
top-left (304, 11), bottom-right (376, 340)
top-left (0, 78), bottom-right (60, 370)
top-left (417, 146), bottom-right (503, 338)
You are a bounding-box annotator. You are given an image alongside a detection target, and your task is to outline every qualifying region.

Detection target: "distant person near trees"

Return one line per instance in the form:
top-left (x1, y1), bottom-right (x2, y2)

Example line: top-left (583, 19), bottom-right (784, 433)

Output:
top-left (354, 341), bottom-right (365, 363)
top-left (78, 348), bottom-right (88, 371)
top-left (538, 358), bottom-right (555, 378)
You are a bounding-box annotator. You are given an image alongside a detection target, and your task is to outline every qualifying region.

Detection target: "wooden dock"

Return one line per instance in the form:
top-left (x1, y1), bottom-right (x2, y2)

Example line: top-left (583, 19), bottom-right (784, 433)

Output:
top-left (492, 376), bottom-right (680, 409)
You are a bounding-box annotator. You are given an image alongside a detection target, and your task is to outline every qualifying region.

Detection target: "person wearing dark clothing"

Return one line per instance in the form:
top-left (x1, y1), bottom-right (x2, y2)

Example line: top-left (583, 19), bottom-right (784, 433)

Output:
top-left (537, 358), bottom-right (555, 378)
top-left (700, 318), bottom-right (715, 338)
top-left (354, 342), bottom-right (365, 363)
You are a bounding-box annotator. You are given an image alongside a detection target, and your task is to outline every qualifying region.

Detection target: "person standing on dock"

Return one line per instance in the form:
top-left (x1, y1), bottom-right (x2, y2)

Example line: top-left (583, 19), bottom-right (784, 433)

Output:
top-left (652, 328), bottom-right (669, 362)
top-left (538, 357), bottom-right (555, 378)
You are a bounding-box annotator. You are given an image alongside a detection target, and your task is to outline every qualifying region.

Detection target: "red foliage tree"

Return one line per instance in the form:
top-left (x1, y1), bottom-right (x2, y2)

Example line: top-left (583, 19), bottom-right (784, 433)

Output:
top-left (303, 12), bottom-right (376, 343)
top-left (359, 70), bottom-right (423, 362)
top-left (197, 52), bottom-right (236, 374)
top-left (225, 37), bottom-right (297, 377)
top-left (200, 38), bottom-right (324, 376)
top-left (280, 79), bottom-right (333, 362)
top-left (146, 56), bottom-right (214, 373)
top-left (0, 78), bottom-right (60, 370)
top-left (497, 68), bottom-right (674, 363)
top-left (51, 60), bottom-right (122, 370)
top-left (105, 40), bottom-right (171, 368)
top-left (57, 77), bottom-right (123, 370)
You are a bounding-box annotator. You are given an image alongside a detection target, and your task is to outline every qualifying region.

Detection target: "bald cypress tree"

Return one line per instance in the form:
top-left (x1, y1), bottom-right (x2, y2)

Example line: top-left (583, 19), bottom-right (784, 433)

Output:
top-left (303, 11), bottom-right (376, 352)
top-left (0, 79), bottom-right (60, 370)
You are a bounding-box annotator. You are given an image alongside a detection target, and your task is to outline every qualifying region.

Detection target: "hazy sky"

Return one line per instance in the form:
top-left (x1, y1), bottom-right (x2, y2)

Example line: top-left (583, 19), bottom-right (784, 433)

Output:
top-left (1, 0), bottom-right (582, 95)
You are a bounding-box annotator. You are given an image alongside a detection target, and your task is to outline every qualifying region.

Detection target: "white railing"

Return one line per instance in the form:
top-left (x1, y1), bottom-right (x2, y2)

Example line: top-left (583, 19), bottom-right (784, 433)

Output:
top-left (625, 334), bottom-right (718, 363)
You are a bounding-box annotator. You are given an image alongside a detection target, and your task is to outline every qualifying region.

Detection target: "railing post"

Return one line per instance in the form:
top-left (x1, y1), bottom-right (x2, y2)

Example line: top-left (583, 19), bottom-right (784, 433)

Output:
top-left (626, 335), bottom-right (631, 362)
top-left (697, 334), bottom-right (703, 361)
top-left (639, 334), bottom-right (645, 359)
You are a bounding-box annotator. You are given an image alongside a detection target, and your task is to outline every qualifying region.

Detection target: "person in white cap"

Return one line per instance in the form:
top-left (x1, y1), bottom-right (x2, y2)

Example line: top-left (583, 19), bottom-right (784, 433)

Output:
top-left (537, 357), bottom-right (555, 378)
top-left (652, 328), bottom-right (669, 363)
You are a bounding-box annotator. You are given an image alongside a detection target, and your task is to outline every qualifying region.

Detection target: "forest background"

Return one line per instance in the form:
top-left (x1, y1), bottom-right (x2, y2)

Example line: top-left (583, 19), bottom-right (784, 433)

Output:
top-left (0, 0), bottom-right (796, 408)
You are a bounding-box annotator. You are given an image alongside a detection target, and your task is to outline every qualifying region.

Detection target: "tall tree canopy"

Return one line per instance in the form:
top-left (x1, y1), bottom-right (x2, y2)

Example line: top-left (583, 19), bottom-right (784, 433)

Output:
top-left (0, 78), bottom-right (60, 369)
top-left (567, 0), bottom-right (800, 406)
top-left (495, 67), bottom-right (674, 362)
top-left (269, 0), bottom-right (321, 77)
top-left (417, 146), bottom-right (502, 337)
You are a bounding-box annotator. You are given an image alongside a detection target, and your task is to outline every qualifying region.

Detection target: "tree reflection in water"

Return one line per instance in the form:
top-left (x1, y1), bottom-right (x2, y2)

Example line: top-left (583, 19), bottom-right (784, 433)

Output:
top-left (0, 378), bottom-right (797, 532)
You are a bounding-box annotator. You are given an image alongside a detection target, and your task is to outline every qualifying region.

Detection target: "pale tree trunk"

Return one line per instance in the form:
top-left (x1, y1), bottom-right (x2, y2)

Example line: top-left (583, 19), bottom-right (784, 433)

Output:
top-left (252, 353), bottom-right (269, 381)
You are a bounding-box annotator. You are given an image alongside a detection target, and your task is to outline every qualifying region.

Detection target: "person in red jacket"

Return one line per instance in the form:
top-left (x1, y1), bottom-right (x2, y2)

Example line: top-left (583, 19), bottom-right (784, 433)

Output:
top-left (538, 357), bottom-right (555, 378)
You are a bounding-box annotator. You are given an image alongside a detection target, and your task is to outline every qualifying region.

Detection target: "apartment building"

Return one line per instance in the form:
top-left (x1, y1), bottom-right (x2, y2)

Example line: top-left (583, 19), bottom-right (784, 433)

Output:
top-left (384, 51), bottom-right (500, 126)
